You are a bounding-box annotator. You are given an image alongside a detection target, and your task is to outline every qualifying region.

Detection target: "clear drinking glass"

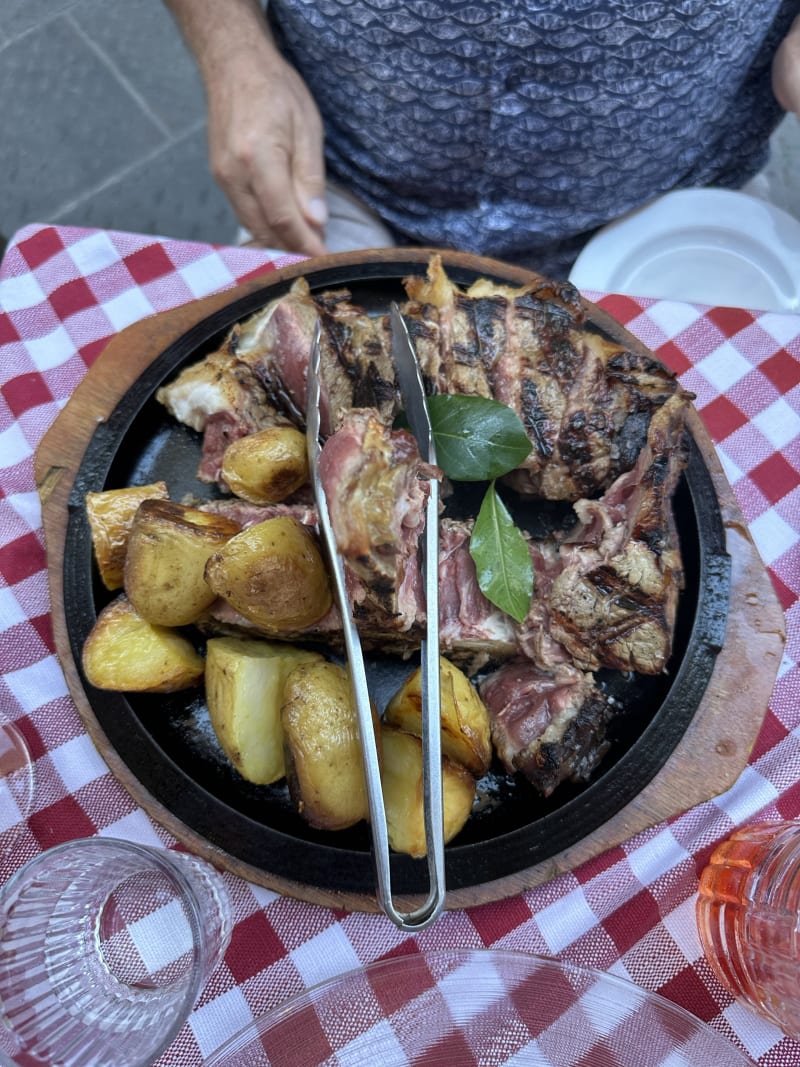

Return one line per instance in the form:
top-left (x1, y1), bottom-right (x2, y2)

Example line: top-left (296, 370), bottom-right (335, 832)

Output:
top-left (697, 820), bottom-right (800, 1038)
top-left (0, 837), bottom-right (233, 1067)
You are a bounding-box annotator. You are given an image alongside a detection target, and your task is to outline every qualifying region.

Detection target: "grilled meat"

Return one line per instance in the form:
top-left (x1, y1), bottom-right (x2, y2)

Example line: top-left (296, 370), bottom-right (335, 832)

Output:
top-left (404, 256), bottom-right (686, 500)
top-left (199, 501), bottom-right (520, 665)
top-left (217, 278), bottom-right (397, 434)
top-left (318, 410), bottom-right (434, 629)
top-left (158, 257), bottom-right (687, 503)
top-left (438, 519), bottom-right (518, 671)
top-left (480, 660), bottom-right (614, 797)
top-left (546, 393), bottom-right (687, 674)
top-left (155, 349), bottom-right (287, 483)
top-left (156, 255), bottom-right (694, 798)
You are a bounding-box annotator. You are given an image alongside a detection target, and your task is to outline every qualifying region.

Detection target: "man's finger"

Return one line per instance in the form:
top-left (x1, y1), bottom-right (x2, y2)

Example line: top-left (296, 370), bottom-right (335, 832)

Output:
top-left (292, 124), bottom-right (328, 235)
top-left (249, 144), bottom-right (327, 255)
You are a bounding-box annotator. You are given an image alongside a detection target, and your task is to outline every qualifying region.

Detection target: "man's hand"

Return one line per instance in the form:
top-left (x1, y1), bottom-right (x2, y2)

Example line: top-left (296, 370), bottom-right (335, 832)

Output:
top-left (207, 43), bottom-right (328, 255)
top-left (165, 0), bottom-right (327, 255)
top-left (773, 15), bottom-right (800, 115)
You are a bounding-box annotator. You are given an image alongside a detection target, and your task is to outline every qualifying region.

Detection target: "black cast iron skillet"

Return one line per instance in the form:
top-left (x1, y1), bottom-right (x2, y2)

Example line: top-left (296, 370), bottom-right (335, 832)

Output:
top-left (61, 255), bottom-right (731, 900)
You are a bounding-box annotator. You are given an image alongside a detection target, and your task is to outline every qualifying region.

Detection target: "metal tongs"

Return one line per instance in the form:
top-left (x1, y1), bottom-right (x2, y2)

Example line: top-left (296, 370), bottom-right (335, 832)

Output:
top-left (305, 306), bottom-right (444, 931)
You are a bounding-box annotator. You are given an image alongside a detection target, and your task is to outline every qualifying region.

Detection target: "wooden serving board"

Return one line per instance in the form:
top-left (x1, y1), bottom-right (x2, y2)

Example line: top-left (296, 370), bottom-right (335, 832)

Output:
top-left (35, 249), bottom-right (786, 913)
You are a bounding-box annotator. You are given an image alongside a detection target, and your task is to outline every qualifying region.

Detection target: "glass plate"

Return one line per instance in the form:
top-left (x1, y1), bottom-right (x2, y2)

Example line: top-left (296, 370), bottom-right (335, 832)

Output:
top-left (202, 949), bottom-right (754, 1066)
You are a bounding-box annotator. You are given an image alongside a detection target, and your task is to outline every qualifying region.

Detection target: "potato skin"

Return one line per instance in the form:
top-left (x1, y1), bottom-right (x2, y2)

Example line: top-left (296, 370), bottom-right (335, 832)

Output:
top-left (281, 660), bottom-right (375, 831)
top-left (82, 595), bottom-right (204, 693)
top-left (205, 636), bottom-right (322, 785)
top-left (221, 426), bottom-right (309, 505)
top-left (380, 726), bottom-right (475, 858)
top-left (204, 517), bottom-right (332, 633)
top-left (124, 499), bottom-right (240, 627)
top-left (86, 482), bottom-right (169, 590)
top-left (384, 656), bottom-right (492, 777)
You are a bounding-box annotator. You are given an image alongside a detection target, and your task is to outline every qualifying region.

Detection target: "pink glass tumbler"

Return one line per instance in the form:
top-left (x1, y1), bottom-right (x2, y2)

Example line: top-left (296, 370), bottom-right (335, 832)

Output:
top-left (697, 820), bottom-right (800, 1038)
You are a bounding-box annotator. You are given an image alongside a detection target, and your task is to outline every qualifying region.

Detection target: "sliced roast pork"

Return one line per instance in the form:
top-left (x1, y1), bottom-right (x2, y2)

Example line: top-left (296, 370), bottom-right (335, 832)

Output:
top-left (479, 659), bottom-right (614, 797)
top-left (157, 279), bottom-right (398, 480)
top-left (220, 279), bottom-right (396, 434)
top-left (198, 482), bottom-right (517, 666)
top-left (438, 519), bottom-right (517, 671)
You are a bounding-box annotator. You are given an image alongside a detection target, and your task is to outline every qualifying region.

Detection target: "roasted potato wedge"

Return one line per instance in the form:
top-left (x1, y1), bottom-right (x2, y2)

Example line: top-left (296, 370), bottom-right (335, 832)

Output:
top-left (82, 595), bottom-right (204, 693)
top-left (380, 725), bottom-right (475, 858)
top-left (221, 426), bottom-right (309, 505)
top-left (281, 660), bottom-right (377, 831)
top-left (85, 481), bottom-right (169, 590)
top-left (205, 636), bottom-right (323, 785)
top-left (124, 500), bottom-right (240, 627)
top-left (384, 656), bottom-right (492, 777)
top-left (204, 517), bottom-right (332, 633)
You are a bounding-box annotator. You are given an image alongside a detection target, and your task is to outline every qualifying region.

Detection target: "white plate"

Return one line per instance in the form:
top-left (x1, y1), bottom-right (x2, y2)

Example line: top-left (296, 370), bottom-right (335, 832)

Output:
top-left (569, 188), bottom-right (800, 312)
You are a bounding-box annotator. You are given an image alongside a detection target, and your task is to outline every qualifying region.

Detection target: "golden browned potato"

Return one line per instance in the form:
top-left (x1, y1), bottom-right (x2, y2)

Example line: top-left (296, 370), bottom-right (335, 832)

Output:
top-left (82, 595), bottom-right (204, 693)
top-left (281, 660), bottom-right (376, 831)
top-left (204, 517), bottom-right (332, 634)
top-left (85, 481), bottom-right (169, 590)
top-left (221, 426), bottom-right (309, 505)
top-left (124, 500), bottom-right (240, 627)
top-left (380, 725), bottom-right (475, 858)
top-left (384, 656), bottom-right (492, 777)
top-left (205, 636), bottom-right (322, 785)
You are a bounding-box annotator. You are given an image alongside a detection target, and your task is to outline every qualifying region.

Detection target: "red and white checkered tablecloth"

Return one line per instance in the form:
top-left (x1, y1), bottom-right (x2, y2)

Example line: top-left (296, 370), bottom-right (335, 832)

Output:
top-left (1, 223), bottom-right (798, 1066)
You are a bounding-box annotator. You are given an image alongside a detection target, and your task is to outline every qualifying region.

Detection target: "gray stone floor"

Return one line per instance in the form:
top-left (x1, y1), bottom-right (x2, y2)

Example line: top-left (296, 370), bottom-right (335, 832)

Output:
top-left (1, 1), bottom-right (799, 250)
top-left (1, 0), bottom-right (237, 246)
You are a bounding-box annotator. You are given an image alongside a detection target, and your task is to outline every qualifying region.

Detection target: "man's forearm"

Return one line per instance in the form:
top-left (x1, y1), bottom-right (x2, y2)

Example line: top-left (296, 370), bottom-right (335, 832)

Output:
top-left (164, 0), bottom-right (277, 81)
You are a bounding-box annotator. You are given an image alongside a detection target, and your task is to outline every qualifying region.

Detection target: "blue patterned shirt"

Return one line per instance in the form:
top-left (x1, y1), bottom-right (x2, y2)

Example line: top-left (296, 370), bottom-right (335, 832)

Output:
top-left (269, 1), bottom-right (796, 274)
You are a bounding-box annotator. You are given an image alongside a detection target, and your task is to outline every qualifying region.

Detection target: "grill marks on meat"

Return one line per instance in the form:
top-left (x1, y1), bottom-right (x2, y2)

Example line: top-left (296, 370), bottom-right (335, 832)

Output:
top-left (159, 279), bottom-right (397, 485)
top-left (405, 257), bottom-right (683, 501)
top-left (480, 660), bottom-right (613, 797)
top-left (159, 257), bottom-right (684, 504)
top-left (230, 280), bottom-right (397, 435)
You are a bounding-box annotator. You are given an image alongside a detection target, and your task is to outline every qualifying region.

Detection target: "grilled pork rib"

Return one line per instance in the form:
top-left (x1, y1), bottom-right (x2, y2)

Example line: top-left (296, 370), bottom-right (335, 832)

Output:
top-left (228, 279), bottom-right (397, 434)
top-left (547, 393), bottom-right (687, 674)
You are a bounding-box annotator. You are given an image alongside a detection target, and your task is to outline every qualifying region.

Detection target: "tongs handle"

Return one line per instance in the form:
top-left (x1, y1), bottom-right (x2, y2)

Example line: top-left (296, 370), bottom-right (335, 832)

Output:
top-left (306, 318), bottom-right (445, 931)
